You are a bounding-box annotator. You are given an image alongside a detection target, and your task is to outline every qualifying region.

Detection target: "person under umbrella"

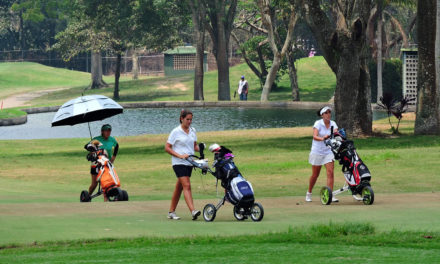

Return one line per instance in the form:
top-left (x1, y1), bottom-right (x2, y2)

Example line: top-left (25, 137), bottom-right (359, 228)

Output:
top-left (86, 124), bottom-right (119, 200)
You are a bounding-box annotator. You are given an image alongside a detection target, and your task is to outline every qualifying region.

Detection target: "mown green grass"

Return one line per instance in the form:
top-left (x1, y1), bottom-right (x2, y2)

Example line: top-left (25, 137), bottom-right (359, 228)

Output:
top-left (28, 56), bottom-right (335, 106)
top-left (0, 223), bottom-right (438, 264)
top-left (0, 119), bottom-right (438, 203)
top-left (0, 107), bottom-right (27, 119)
top-left (0, 61), bottom-right (145, 100)
top-left (0, 121), bottom-right (439, 261)
top-left (0, 62), bottom-right (89, 98)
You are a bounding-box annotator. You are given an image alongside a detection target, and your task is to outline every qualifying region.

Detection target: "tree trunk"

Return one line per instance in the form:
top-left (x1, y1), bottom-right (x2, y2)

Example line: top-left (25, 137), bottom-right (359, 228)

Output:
top-left (415, 0), bottom-right (440, 134)
top-left (287, 49), bottom-right (300, 101)
top-left (18, 10), bottom-right (26, 52)
top-left (194, 30), bottom-right (205, 100)
top-left (132, 49), bottom-right (139, 80)
top-left (190, 0), bottom-right (206, 101)
top-left (215, 23), bottom-right (231, 101)
top-left (258, 0), bottom-right (297, 101)
top-left (114, 53), bottom-right (121, 100)
top-left (303, 0), bottom-right (372, 135)
top-left (90, 52), bottom-right (107, 89)
top-left (205, 0), bottom-right (237, 101)
top-left (436, 0), bottom-right (440, 117)
top-left (260, 53), bottom-right (280, 101)
top-left (376, 4), bottom-right (383, 103)
top-left (333, 41), bottom-right (372, 136)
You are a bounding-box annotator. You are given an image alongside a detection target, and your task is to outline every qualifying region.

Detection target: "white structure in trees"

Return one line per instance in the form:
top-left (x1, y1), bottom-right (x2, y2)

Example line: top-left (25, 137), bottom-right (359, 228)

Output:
top-left (401, 48), bottom-right (418, 105)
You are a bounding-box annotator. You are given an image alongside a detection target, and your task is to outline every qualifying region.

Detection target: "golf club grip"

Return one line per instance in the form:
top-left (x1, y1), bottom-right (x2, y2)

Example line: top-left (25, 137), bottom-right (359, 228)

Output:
top-left (331, 126), bottom-right (334, 138)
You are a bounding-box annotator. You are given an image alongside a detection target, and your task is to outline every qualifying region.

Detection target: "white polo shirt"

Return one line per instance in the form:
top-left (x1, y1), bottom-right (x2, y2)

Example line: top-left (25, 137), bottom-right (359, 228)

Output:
top-left (310, 119), bottom-right (338, 155)
top-left (167, 125), bottom-right (197, 166)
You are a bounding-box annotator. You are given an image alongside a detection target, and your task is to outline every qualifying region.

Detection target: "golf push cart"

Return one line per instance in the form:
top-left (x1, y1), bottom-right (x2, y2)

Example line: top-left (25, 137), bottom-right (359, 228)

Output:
top-left (80, 141), bottom-right (128, 202)
top-left (320, 127), bottom-right (374, 205)
top-left (187, 143), bottom-right (264, 222)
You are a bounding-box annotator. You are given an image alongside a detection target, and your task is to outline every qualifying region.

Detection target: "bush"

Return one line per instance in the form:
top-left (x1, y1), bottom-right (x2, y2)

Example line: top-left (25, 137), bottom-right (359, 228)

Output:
top-left (369, 58), bottom-right (402, 103)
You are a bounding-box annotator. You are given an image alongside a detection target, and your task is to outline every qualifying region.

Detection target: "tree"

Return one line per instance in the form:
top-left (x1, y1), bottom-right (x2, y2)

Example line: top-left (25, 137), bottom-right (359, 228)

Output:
top-left (82, 0), bottom-right (137, 100)
top-left (5, 0), bottom-right (68, 50)
top-left (232, 3), bottom-right (270, 89)
top-left (232, 34), bottom-right (270, 88)
top-left (188, 0), bottom-right (207, 100)
top-left (53, 19), bottom-right (111, 89)
top-left (257, 0), bottom-right (298, 101)
top-left (302, 0), bottom-right (373, 135)
top-left (367, 0), bottom-right (417, 103)
top-left (81, 0), bottom-right (180, 100)
top-left (414, 0), bottom-right (440, 134)
top-left (205, 0), bottom-right (238, 101)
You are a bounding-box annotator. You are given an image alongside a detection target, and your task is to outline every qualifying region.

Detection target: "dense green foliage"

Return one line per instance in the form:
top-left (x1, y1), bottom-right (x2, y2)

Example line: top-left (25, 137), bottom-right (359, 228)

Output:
top-left (370, 59), bottom-right (403, 103)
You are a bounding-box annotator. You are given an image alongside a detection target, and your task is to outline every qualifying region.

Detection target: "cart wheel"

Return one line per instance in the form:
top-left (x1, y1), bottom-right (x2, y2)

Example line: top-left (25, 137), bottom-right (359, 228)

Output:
top-left (80, 190), bottom-right (91, 202)
top-left (320, 186), bottom-right (333, 205)
top-left (250, 202), bottom-right (264, 222)
top-left (107, 187), bottom-right (123, 202)
top-left (233, 205), bottom-right (246, 221)
top-left (203, 204), bottom-right (217, 222)
top-left (362, 186), bottom-right (374, 205)
top-left (122, 190), bottom-right (129, 201)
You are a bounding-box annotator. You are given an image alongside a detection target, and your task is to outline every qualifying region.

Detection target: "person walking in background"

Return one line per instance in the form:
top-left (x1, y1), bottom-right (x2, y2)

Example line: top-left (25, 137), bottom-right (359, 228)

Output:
top-left (306, 106), bottom-right (339, 203)
top-left (165, 109), bottom-right (201, 220)
top-left (237, 75), bottom-right (249, 101)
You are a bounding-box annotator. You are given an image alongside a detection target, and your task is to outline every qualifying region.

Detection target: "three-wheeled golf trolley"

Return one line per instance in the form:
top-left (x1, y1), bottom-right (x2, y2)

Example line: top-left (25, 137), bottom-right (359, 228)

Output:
top-left (320, 128), bottom-right (374, 205)
top-left (187, 143), bottom-right (264, 222)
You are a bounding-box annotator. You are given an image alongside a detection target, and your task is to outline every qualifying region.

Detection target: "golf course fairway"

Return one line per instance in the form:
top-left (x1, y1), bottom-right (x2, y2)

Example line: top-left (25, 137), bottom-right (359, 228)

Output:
top-left (0, 117), bottom-right (439, 263)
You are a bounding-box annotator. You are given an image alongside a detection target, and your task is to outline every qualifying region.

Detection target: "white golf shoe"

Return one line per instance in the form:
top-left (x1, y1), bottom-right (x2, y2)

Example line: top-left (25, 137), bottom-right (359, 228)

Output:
top-left (305, 192), bottom-right (312, 202)
top-left (168, 211), bottom-right (181, 220)
top-left (192, 210), bottom-right (201, 220)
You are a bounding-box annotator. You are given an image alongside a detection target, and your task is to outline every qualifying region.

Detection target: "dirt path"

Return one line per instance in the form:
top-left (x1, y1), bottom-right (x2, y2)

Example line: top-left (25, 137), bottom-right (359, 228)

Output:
top-left (1, 88), bottom-right (68, 109)
top-left (1, 192), bottom-right (438, 217)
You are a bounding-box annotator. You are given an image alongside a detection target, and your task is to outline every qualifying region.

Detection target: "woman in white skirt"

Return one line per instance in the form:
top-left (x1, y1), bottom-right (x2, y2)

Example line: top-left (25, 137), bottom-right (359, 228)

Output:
top-left (306, 106), bottom-right (339, 202)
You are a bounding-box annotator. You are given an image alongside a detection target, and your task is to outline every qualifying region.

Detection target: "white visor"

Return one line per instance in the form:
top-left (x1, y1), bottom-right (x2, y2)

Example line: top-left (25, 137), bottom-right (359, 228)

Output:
top-left (320, 106), bottom-right (332, 115)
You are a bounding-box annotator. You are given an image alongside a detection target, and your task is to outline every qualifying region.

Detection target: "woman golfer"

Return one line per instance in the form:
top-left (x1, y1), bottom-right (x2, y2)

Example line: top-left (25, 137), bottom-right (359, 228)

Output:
top-left (165, 109), bottom-right (201, 220)
top-left (306, 106), bottom-right (338, 202)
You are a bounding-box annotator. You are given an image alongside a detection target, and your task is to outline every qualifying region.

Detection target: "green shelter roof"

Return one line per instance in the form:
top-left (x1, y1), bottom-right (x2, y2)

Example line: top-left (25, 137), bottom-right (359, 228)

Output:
top-left (401, 48), bottom-right (418, 52)
top-left (164, 46), bottom-right (207, 55)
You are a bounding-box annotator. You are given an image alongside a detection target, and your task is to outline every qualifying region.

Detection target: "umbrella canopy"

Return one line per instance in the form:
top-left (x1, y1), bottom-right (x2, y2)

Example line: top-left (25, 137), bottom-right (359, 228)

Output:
top-left (51, 95), bottom-right (123, 127)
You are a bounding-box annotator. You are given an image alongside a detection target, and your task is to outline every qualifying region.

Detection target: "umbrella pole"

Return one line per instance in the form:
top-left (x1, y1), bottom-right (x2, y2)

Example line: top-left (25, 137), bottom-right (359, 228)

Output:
top-left (88, 122), bottom-right (93, 140)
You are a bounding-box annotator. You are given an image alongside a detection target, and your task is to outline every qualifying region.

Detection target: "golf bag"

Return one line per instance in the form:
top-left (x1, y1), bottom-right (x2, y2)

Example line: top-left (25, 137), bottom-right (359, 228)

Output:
top-left (337, 140), bottom-right (371, 187)
top-left (81, 141), bottom-right (128, 202)
top-left (213, 147), bottom-right (255, 207)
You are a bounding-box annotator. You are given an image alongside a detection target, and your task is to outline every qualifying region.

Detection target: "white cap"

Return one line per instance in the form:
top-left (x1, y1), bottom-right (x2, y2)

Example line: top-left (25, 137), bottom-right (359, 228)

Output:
top-left (209, 143), bottom-right (221, 153)
top-left (320, 106), bottom-right (332, 115)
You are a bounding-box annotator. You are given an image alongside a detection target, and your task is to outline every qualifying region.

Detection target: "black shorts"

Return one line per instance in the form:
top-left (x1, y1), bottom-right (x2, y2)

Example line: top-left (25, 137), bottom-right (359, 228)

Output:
top-left (90, 165), bottom-right (99, 175)
top-left (173, 165), bottom-right (193, 178)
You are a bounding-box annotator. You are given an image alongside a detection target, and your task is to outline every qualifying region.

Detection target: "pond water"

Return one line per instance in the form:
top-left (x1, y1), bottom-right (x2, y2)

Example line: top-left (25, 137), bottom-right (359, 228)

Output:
top-left (0, 108), bottom-right (387, 140)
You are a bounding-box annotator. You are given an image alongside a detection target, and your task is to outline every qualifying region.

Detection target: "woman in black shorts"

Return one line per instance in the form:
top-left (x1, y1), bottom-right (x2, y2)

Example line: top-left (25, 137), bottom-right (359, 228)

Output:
top-left (165, 109), bottom-right (201, 220)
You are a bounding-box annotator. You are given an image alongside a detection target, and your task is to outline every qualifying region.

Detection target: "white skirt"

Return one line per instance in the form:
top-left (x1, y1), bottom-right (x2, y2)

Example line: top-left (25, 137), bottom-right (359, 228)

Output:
top-left (309, 152), bottom-right (334, 166)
